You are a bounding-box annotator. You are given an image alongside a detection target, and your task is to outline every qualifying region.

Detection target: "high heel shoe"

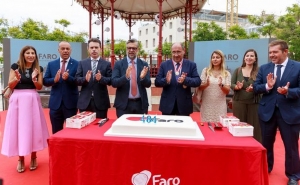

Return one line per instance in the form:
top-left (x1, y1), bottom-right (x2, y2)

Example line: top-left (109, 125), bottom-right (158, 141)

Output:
top-left (29, 157), bottom-right (38, 171)
top-left (17, 160), bottom-right (25, 173)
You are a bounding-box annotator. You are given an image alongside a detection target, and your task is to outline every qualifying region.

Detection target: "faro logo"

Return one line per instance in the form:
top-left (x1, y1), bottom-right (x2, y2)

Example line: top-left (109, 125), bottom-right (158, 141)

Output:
top-left (132, 170), bottom-right (180, 185)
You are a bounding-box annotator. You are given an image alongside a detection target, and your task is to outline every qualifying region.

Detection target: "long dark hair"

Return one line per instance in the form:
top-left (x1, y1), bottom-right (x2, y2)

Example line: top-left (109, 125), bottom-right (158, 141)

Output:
top-left (241, 49), bottom-right (259, 80)
top-left (17, 46), bottom-right (40, 73)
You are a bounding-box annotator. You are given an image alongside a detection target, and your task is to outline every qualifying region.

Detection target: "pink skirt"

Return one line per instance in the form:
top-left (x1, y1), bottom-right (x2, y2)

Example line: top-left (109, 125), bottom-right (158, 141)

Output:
top-left (1, 89), bottom-right (49, 157)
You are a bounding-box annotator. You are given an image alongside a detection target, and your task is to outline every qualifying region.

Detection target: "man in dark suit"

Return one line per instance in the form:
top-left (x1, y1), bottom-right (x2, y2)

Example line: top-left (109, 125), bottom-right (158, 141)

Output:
top-left (44, 41), bottom-right (79, 134)
top-left (75, 38), bottom-right (111, 119)
top-left (155, 43), bottom-right (201, 116)
top-left (254, 40), bottom-right (300, 185)
top-left (112, 38), bottom-right (151, 118)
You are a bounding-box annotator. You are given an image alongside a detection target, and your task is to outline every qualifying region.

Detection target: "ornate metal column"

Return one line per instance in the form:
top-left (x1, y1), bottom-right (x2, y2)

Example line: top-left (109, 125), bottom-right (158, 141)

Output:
top-left (157, 0), bottom-right (164, 68)
top-left (88, 0), bottom-right (92, 38)
top-left (110, 0), bottom-right (116, 68)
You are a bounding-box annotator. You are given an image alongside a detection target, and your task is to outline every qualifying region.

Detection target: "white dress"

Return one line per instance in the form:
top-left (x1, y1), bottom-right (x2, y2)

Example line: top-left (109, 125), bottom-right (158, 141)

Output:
top-left (200, 68), bottom-right (231, 122)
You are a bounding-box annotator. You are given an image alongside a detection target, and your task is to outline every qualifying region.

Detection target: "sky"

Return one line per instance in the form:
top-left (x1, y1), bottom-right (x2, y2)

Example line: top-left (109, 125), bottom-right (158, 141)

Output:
top-left (0, 0), bottom-right (299, 40)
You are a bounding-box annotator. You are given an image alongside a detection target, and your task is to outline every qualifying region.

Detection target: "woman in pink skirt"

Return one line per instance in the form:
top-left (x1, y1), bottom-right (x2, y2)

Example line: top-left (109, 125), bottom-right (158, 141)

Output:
top-left (1, 46), bottom-right (49, 173)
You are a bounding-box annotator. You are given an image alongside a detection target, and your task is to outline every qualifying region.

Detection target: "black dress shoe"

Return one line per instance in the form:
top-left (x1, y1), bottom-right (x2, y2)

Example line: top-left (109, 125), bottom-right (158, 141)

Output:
top-left (288, 179), bottom-right (298, 185)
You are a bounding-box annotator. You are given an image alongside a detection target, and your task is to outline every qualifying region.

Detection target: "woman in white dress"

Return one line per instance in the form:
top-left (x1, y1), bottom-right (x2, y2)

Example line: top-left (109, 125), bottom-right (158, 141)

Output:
top-left (198, 50), bottom-right (231, 122)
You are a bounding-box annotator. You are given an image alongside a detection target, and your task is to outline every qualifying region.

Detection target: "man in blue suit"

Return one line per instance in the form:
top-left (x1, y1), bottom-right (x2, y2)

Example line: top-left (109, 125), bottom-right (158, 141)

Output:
top-left (155, 43), bottom-right (201, 116)
top-left (44, 41), bottom-right (79, 134)
top-left (254, 40), bottom-right (300, 185)
top-left (76, 38), bottom-right (111, 119)
top-left (112, 38), bottom-right (151, 118)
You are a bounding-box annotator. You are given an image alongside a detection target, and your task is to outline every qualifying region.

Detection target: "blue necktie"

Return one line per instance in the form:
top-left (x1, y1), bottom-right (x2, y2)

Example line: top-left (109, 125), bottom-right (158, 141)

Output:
top-left (276, 65), bottom-right (283, 88)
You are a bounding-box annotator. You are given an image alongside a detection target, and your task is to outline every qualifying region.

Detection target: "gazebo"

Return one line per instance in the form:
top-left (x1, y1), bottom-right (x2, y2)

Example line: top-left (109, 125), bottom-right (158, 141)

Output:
top-left (75, 0), bottom-right (207, 68)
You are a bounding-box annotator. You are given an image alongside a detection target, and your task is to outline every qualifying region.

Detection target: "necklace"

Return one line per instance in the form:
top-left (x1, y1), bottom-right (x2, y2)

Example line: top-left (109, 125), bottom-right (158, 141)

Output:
top-left (212, 70), bottom-right (221, 77)
top-left (25, 68), bottom-right (30, 78)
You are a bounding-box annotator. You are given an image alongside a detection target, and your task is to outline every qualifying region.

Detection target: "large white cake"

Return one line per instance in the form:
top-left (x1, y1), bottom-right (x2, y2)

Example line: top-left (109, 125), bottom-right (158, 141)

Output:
top-left (104, 114), bottom-right (204, 140)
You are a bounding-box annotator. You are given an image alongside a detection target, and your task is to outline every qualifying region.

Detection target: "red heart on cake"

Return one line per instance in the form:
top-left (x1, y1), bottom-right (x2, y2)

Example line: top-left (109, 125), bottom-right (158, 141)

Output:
top-left (126, 117), bottom-right (142, 121)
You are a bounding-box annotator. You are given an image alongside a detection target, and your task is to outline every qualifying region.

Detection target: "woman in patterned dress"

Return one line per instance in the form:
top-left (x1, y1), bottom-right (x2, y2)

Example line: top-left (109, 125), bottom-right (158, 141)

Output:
top-left (199, 50), bottom-right (231, 122)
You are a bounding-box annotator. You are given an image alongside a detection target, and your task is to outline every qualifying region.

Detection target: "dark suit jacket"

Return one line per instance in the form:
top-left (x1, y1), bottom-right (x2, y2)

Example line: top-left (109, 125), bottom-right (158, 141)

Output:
top-left (155, 59), bottom-right (201, 115)
top-left (43, 58), bottom-right (79, 110)
top-left (254, 59), bottom-right (300, 124)
top-left (112, 58), bottom-right (151, 110)
top-left (75, 58), bottom-right (112, 110)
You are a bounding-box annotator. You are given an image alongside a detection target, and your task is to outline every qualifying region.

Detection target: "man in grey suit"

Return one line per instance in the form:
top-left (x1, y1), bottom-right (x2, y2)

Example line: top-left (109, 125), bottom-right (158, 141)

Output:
top-left (75, 38), bottom-right (112, 118)
top-left (112, 38), bottom-right (151, 118)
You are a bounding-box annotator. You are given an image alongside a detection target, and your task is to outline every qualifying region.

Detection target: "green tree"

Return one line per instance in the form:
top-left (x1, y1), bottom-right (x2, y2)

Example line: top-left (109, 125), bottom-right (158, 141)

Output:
top-left (154, 42), bottom-right (172, 58)
top-left (114, 40), bottom-right (126, 60)
top-left (274, 4), bottom-right (300, 60)
top-left (227, 25), bottom-right (259, 40)
top-left (192, 21), bottom-right (227, 41)
top-left (54, 19), bottom-right (71, 31)
top-left (248, 12), bottom-right (277, 38)
top-left (5, 18), bottom-right (87, 42)
top-left (8, 18), bottom-right (49, 40)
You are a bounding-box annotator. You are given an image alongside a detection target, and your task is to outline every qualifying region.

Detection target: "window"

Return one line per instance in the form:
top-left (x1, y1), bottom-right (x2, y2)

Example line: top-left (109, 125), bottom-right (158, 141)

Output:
top-left (169, 35), bottom-right (172, 43)
top-left (146, 29), bottom-right (148, 34)
top-left (169, 22), bottom-right (173, 29)
top-left (146, 40), bottom-right (148, 48)
top-left (139, 30), bottom-right (141, 36)
top-left (153, 38), bottom-right (155, 47)
top-left (153, 27), bottom-right (155, 33)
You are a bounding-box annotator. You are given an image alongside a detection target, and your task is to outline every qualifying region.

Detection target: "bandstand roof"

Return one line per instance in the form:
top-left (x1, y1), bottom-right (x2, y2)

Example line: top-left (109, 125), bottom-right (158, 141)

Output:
top-left (75, 0), bottom-right (207, 21)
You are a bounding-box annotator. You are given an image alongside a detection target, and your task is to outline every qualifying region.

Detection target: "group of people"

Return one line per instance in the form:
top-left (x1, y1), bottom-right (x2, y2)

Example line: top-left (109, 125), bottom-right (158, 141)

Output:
top-left (1, 38), bottom-right (299, 185)
top-left (197, 40), bottom-right (300, 185)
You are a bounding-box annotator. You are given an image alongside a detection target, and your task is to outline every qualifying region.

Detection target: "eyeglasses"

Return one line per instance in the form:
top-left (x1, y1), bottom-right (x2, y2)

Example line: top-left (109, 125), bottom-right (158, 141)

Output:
top-left (172, 51), bottom-right (182, 55)
top-left (127, 47), bottom-right (138, 51)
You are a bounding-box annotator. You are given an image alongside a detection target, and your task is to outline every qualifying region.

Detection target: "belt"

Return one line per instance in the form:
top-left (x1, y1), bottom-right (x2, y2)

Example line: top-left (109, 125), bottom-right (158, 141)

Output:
top-left (128, 98), bottom-right (141, 101)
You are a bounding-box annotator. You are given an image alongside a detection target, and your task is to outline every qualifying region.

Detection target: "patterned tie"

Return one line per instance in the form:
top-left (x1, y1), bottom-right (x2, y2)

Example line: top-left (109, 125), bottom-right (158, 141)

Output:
top-left (175, 63), bottom-right (180, 80)
top-left (131, 60), bottom-right (137, 97)
top-left (176, 63), bottom-right (180, 71)
top-left (61, 60), bottom-right (66, 74)
top-left (92, 60), bottom-right (98, 76)
top-left (276, 65), bottom-right (283, 87)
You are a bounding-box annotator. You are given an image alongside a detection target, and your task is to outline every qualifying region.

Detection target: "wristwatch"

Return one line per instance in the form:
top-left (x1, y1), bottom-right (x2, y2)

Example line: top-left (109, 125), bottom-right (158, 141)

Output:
top-left (219, 84), bottom-right (224, 88)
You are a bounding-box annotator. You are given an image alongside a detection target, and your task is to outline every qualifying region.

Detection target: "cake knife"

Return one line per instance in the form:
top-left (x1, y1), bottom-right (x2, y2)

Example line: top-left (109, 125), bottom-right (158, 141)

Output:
top-left (208, 122), bottom-right (215, 132)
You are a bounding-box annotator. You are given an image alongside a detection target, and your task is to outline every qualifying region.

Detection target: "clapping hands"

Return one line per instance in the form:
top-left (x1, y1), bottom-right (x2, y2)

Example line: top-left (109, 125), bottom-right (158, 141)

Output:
top-left (277, 82), bottom-right (290, 95)
top-left (166, 70), bottom-right (172, 84)
top-left (32, 68), bottom-right (39, 82)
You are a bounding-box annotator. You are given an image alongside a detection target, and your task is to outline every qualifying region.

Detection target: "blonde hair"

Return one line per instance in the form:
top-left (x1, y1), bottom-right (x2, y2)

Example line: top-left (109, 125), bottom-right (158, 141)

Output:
top-left (206, 50), bottom-right (228, 77)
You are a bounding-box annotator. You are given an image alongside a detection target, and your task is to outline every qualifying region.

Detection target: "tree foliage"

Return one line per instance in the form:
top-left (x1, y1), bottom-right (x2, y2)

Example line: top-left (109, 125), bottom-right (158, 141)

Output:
top-left (1, 18), bottom-right (87, 42)
top-left (248, 13), bottom-right (277, 38)
top-left (154, 42), bottom-right (172, 58)
top-left (274, 4), bottom-right (300, 60)
top-left (0, 18), bottom-right (88, 63)
top-left (192, 21), bottom-right (227, 41)
top-left (228, 24), bottom-right (259, 40)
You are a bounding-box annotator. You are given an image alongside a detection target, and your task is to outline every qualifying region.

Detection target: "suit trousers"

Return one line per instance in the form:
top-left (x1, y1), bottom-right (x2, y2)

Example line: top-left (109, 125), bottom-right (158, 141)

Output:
top-left (162, 100), bottom-right (189, 116)
top-left (79, 97), bottom-right (108, 119)
top-left (116, 98), bottom-right (147, 118)
top-left (50, 102), bottom-right (77, 134)
top-left (260, 107), bottom-right (300, 180)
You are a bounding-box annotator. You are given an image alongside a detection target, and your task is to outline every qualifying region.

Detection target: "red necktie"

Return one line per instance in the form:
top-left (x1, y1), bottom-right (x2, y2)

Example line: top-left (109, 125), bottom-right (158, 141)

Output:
top-left (131, 60), bottom-right (137, 97)
top-left (61, 61), bottom-right (66, 74)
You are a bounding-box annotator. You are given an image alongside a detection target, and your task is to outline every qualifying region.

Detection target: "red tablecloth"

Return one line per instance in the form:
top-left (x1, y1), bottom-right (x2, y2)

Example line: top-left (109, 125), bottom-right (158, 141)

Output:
top-left (48, 120), bottom-right (269, 185)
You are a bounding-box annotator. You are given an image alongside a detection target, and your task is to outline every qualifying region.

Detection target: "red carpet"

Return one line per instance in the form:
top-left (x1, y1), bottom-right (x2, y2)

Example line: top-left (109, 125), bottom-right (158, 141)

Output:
top-left (0, 109), bottom-right (293, 185)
